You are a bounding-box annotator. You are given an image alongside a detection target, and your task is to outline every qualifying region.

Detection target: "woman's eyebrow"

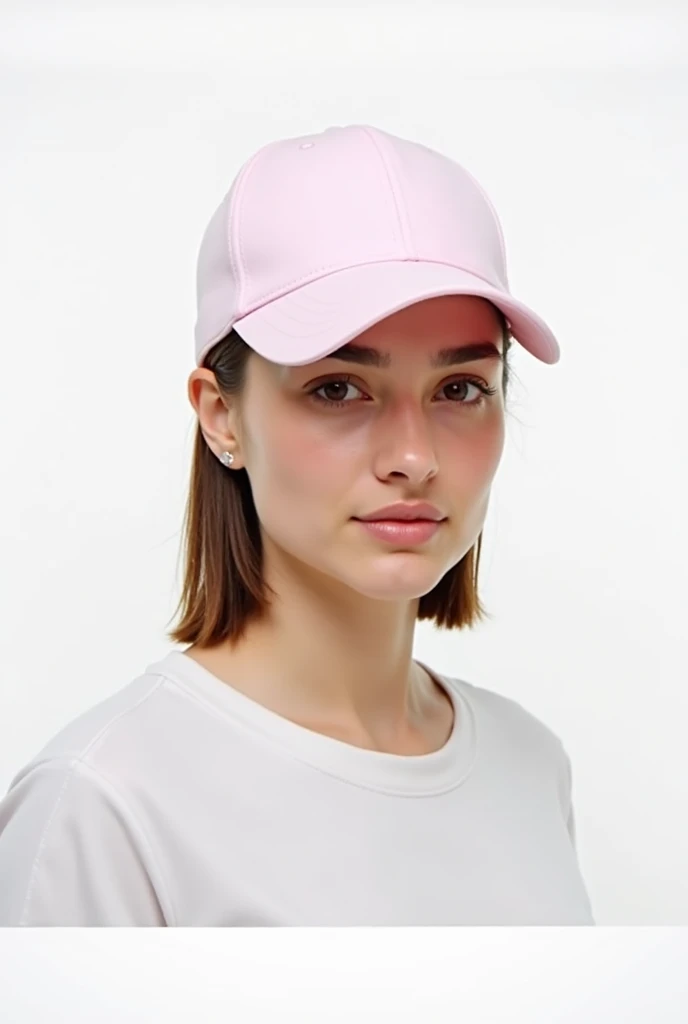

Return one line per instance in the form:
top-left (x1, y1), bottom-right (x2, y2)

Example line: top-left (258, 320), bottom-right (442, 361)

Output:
top-left (323, 340), bottom-right (503, 368)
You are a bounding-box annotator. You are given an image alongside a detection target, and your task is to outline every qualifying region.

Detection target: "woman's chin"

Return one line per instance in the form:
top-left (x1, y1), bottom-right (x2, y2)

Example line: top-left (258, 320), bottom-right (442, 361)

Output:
top-left (345, 567), bottom-right (447, 603)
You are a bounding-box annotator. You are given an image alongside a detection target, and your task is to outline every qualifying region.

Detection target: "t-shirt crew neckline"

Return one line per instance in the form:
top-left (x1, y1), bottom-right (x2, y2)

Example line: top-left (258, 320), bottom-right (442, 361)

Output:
top-left (146, 650), bottom-right (478, 797)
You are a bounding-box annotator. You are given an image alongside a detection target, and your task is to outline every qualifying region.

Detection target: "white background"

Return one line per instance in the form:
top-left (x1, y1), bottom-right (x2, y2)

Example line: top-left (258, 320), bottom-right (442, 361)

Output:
top-left (0, 928), bottom-right (687, 1023)
top-left (1, 0), bottom-right (687, 949)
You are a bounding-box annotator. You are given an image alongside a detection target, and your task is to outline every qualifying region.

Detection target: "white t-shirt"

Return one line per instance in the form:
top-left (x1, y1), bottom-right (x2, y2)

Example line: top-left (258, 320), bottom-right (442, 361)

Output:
top-left (0, 651), bottom-right (595, 926)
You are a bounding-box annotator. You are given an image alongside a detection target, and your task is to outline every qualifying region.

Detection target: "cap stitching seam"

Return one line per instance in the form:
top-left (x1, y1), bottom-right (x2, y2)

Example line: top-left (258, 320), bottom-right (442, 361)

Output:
top-left (358, 126), bottom-right (412, 256)
top-left (235, 256), bottom-right (502, 320)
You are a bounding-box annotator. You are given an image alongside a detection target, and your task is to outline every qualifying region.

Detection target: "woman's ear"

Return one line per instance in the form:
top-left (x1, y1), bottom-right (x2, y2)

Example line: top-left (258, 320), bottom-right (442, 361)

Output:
top-left (187, 369), bottom-right (243, 468)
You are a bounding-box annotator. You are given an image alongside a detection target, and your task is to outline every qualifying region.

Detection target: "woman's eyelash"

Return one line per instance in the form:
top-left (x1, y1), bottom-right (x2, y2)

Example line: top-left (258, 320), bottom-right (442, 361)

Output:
top-left (308, 375), bottom-right (498, 409)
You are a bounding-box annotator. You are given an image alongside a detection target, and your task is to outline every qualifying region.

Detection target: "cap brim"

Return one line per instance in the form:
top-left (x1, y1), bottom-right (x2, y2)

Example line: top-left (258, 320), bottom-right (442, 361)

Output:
top-left (219, 260), bottom-right (560, 366)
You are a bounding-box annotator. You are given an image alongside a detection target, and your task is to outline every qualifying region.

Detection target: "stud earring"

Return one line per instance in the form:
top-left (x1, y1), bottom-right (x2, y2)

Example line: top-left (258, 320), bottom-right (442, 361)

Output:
top-left (220, 451), bottom-right (235, 468)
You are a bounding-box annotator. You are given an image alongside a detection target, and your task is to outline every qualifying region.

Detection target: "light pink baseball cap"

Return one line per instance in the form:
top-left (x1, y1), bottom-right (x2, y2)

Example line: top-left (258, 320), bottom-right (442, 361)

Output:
top-left (194, 124), bottom-right (560, 368)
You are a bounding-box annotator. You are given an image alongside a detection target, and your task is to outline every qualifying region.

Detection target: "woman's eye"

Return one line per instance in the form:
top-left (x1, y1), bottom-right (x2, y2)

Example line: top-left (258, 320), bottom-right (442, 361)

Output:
top-left (312, 380), bottom-right (363, 405)
top-left (442, 380), bottom-right (483, 402)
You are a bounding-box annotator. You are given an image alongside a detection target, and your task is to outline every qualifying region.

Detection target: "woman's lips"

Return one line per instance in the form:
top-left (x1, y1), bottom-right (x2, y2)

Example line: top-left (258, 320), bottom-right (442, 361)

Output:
top-left (353, 519), bottom-right (444, 544)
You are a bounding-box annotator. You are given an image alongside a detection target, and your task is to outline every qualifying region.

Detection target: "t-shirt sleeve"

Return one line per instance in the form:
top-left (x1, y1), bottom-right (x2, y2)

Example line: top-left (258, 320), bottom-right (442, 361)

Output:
top-left (0, 759), bottom-right (170, 926)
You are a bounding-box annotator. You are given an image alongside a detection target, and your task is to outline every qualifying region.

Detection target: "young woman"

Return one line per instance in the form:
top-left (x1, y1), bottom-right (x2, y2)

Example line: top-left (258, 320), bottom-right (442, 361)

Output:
top-left (0, 124), bottom-right (595, 926)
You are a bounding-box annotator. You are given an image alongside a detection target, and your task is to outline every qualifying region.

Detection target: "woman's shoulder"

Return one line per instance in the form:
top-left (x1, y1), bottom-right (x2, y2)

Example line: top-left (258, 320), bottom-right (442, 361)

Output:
top-left (4, 652), bottom-right (198, 799)
top-left (433, 664), bottom-right (569, 761)
top-left (0, 661), bottom-right (178, 927)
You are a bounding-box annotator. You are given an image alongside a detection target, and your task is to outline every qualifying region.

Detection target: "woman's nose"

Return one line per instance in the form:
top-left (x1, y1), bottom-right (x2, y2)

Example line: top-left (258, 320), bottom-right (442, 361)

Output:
top-left (371, 408), bottom-right (439, 486)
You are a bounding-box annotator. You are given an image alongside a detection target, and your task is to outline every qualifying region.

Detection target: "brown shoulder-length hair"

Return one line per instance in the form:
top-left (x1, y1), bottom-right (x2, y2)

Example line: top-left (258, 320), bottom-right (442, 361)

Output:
top-left (167, 305), bottom-right (513, 649)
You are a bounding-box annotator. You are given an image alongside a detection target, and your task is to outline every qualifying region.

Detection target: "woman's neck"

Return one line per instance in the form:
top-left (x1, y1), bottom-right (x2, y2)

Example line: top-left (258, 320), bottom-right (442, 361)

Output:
top-left (184, 577), bottom-right (451, 752)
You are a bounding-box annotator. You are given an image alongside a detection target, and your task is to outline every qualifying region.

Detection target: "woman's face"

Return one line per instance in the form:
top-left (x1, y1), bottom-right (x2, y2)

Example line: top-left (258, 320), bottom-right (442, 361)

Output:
top-left (236, 294), bottom-right (506, 603)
